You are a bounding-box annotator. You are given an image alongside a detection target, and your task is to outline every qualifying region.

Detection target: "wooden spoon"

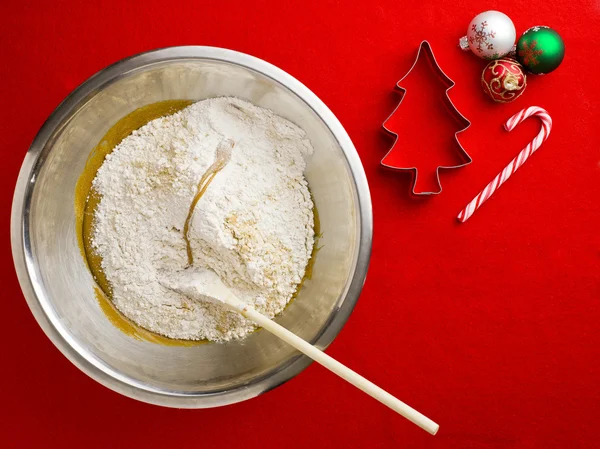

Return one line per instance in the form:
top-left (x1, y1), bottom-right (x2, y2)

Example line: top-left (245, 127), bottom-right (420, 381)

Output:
top-left (165, 268), bottom-right (439, 435)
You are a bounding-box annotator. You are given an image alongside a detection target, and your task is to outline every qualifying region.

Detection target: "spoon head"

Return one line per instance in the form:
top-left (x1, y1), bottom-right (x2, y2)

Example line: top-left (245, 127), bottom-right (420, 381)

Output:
top-left (160, 267), bottom-right (249, 313)
top-left (160, 268), bottom-right (227, 305)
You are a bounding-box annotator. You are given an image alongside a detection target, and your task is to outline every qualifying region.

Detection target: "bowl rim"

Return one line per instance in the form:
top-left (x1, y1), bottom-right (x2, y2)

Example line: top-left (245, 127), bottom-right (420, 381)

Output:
top-left (10, 46), bottom-right (373, 408)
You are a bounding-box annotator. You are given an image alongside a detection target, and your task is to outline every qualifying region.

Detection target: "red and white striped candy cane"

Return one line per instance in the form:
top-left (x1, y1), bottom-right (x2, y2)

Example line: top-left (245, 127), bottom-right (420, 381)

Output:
top-left (457, 106), bottom-right (552, 223)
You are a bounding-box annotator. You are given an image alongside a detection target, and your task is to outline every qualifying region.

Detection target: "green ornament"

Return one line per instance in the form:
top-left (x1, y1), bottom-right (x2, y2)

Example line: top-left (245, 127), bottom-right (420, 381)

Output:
top-left (517, 26), bottom-right (565, 75)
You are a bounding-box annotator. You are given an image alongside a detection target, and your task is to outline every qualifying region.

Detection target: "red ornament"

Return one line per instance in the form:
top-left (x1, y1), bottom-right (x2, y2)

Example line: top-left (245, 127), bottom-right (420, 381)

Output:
top-left (481, 58), bottom-right (527, 103)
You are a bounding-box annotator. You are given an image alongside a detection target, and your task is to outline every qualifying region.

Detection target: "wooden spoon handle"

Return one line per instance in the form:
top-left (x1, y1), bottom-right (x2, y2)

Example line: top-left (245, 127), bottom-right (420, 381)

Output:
top-left (240, 306), bottom-right (439, 435)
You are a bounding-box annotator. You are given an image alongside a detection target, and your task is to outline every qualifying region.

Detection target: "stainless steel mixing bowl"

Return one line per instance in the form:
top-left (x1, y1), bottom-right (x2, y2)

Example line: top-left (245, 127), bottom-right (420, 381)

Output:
top-left (11, 47), bottom-right (372, 407)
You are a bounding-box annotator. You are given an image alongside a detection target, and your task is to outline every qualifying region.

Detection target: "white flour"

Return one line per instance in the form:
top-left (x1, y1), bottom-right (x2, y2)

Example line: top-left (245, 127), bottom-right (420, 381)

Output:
top-left (91, 97), bottom-right (314, 341)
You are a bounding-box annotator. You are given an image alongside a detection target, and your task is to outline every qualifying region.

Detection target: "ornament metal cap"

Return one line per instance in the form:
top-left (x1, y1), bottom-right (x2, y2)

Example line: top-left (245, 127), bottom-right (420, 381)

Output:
top-left (459, 36), bottom-right (470, 51)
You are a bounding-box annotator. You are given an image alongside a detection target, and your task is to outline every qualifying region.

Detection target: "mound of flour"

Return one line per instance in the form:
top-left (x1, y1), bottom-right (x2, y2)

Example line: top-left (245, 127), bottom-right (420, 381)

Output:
top-left (91, 97), bottom-right (314, 341)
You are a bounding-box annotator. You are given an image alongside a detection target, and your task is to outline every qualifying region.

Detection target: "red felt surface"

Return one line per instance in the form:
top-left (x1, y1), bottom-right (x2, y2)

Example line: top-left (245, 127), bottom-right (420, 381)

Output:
top-left (1, 1), bottom-right (599, 448)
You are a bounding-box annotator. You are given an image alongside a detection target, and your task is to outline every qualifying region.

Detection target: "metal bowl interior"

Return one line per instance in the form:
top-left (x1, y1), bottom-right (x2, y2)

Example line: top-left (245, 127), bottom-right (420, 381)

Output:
top-left (11, 47), bottom-right (372, 407)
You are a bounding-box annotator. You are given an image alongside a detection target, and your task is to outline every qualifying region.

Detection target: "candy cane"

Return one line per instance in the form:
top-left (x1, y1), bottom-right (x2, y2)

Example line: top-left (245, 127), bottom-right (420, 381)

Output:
top-left (457, 107), bottom-right (552, 223)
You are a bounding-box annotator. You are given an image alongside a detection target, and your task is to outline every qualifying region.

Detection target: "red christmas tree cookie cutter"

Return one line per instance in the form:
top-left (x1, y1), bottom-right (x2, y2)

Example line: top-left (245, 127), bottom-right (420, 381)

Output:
top-left (382, 41), bottom-right (472, 195)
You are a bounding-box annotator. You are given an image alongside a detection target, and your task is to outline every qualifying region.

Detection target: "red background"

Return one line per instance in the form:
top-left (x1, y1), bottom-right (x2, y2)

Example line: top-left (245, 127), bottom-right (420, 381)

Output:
top-left (1, 1), bottom-right (599, 448)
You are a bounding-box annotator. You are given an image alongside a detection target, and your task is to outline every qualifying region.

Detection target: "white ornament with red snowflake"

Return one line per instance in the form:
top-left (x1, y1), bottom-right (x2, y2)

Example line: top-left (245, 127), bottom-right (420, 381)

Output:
top-left (466, 10), bottom-right (516, 60)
